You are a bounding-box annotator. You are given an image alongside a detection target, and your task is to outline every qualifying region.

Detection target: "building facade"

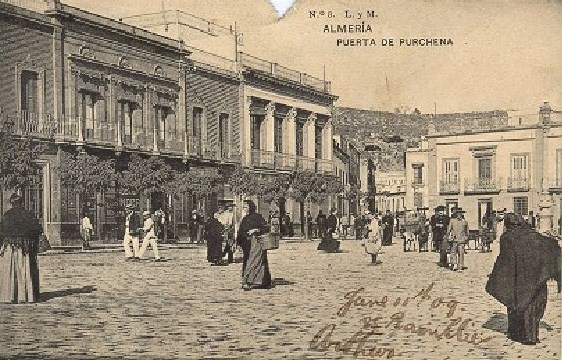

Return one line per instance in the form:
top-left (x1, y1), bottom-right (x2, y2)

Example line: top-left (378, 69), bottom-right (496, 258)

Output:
top-left (405, 103), bottom-right (562, 234)
top-left (375, 170), bottom-right (406, 214)
top-left (0, 0), bottom-right (337, 243)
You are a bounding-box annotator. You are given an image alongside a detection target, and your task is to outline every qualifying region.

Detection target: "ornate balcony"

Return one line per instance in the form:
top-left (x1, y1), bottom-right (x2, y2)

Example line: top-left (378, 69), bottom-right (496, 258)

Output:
top-left (316, 158), bottom-right (334, 174)
top-left (251, 149), bottom-right (275, 168)
top-left (464, 177), bottom-right (502, 194)
top-left (296, 156), bottom-right (315, 171)
top-left (84, 118), bottom-right (116, 146)
top-left (159, 130), bottom-right (185, 154)
top-left (3, 111), bottom-right (57, 139)
top-left (507, 177), bottom-right (530, 192)
top-left (439, 181), bottom-right (460, 194)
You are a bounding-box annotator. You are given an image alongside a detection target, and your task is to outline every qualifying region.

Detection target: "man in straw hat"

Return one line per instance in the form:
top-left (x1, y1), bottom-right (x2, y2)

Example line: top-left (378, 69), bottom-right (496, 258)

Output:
top-left (138, 210), bottom-right (163, 261)
top-left (123, 204), bottom-right (140, 261)
top-left (446, 207), bottom-right (469, 272)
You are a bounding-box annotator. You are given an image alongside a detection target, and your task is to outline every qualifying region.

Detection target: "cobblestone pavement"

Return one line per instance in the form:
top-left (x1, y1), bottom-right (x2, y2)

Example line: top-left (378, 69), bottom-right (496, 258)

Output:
top-left (0, 238), bottom-right (560, 360)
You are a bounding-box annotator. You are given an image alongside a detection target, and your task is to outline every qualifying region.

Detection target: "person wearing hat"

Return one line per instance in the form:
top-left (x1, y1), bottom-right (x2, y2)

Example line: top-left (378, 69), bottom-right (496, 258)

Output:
top-left (381, 210), bottom-right (394, 246)
top-left (446, 207), bottom-right (469, 271)
top-left (431, 205), bottom-right (450, 266)
top-left (0, 192), bottom-right (42, 303)
top-left (317, 208), bottom-right (340, 252)
top-left (138, 210), bottom-right (162, 261)
top-left (123, 204), bottom-right (140, 261)
top-left (486, 213), bottom-right (561, 345)
top-left (189, 209), bottom-right (202, 244)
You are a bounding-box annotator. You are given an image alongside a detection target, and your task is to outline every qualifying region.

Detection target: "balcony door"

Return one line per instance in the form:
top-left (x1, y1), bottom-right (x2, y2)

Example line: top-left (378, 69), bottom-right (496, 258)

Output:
top-left (21, 70), bottom-right (38, 115)
top-left (119, 101), bottom-right (135, 145)
top-left (250, 114), bottom-right (263, 150)
top-left (81, 92), bottom-right (97, 140)
top-left (443, 159), bottom-right (459, 184)
top-left (478, 158), bottom-right (492, 185)
top-left (511, 154), bottom-right (528, 187)
top-left (192, 107), bottom-right (203, 155)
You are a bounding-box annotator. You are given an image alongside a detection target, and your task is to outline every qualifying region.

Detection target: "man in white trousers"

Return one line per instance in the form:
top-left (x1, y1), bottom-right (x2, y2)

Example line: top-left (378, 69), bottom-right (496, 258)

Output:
top-left (138, 211), bottom-right (163, 261)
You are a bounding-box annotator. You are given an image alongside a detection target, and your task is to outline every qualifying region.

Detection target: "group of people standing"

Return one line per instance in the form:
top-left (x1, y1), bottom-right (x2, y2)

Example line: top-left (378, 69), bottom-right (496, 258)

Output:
top-left (430, 205), bottom-right (469, 272)
top-left (204, 201), bottom-right (273, 291)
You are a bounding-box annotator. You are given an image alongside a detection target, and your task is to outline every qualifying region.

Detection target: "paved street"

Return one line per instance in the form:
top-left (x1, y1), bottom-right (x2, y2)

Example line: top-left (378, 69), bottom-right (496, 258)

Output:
top-left (0, 238), bottom-right (560, 360)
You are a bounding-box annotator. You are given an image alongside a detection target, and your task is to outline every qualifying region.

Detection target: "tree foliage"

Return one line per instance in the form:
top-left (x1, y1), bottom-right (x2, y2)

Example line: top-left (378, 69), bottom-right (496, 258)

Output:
top-left (227, 166), bottom-right (259, 196)
top-left (0, 131), bottom-right (45, 190)
top-left (290, 170), bottom-right (344, 203)
top-left (57, 151), bottom-right (116, 192)
top-left (119, 154), bottom-right (175, 195)
top-left (166, 167), bottom-right (223, 198)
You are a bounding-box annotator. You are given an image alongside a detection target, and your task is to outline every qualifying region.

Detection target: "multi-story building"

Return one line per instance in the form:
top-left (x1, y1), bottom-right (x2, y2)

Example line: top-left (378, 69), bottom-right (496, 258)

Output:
top-left (0, 0), bottom-right (337, 243)
top-left (375, 170), bottom-right (406, 214)
top-left (405, 102), bottom-right (562, 234)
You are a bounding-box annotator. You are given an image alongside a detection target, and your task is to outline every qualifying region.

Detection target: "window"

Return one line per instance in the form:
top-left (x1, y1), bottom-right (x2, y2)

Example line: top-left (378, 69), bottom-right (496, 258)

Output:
top-left (219, 113), bottom-right (229, 158)
top-left (250, 114), bottom-right (263, 150)
top-left (274, 116), bottom-right (283, 153)
top-left (413, 165), bottom-right (423, 185)
top-left (511, 154), bottom-right (528, 180)
top-left (295, 121), bottom-right (304, 156)
top-left (414, 192), bottom-right (423, 208)
top-left (443, 159), bottom-right (459, 184)
top-left (21, 70), bottom-right (38, 114)
top-left (81, 92), bottom-right (97, 140)
top-left (192, 107), bottom-right (203, 154)
top-left (156, 106), bottom-right (169, 144)
top-left (315, 125), bottom-right (323, 159)
top-left (513, 196), bottom-right (528, 216)
top-left (120, 101), bottom-right (134, 145)
top-left (478, 158), bottom-right (492, 180)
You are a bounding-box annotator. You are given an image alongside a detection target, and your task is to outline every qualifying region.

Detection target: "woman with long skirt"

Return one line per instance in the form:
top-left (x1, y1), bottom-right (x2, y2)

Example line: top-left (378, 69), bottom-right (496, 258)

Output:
top-left (0, 192), bottom-right (43, 303)
top-left (236, 200), bottom-right (271, 290)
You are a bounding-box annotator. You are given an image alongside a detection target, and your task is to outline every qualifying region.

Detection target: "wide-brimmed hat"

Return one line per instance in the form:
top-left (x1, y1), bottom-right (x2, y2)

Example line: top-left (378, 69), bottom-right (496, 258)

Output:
top-left (452, 207), bottom-right (465, 214)
top-left (434, 205), bottom-right (445, 212)
top-left (143, 210), bottom-right (151, 217)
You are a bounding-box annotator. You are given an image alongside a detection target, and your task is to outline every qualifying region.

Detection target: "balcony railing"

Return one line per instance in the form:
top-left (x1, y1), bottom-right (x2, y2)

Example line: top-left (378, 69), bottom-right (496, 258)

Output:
top-left (507, 177), bottom-right (530, 191)
top-left (158, 130), bottom-right (185, 154)
top-left (274, 152), bottom-right (295, 170)
top-left (5, 111), bottom-right (56, 138)
top-left (464, 177), bottom-right (502, 193)
top-left (84, 119), bottom-right (116, 145)
top-left (238, 52), bottom-right (332, 93)
top-left (440, 181), bottom-right (460, 194)
top-left (251, 149), bottom-right (275, 168)
top-left (411, 181), bottom-right (425, 188)
top-left (296, 156), bottom-right (315, 171)
top-left (547, 178), bottom-right (562, 191)
top-left (316, 158), bottom-right (333, 174)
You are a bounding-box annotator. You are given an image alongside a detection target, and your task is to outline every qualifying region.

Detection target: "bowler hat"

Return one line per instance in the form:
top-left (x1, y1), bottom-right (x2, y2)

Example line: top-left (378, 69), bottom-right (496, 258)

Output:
top-left (435, 205), bottom-right (445, 211)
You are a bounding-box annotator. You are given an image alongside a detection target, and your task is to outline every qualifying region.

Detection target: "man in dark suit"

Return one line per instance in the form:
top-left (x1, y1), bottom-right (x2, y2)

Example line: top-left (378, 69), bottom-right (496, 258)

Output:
top-left (431, 205), bottom-right (450, 266)
top-left (381, 210), bottom-right (394, 246)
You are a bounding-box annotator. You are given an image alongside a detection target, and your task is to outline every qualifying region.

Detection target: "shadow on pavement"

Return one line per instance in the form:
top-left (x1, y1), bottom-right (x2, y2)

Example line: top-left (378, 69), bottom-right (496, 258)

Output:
top-left (271, 278), bottom-right (296, 287)
top-left (482, 312), bottom-right (554, 335)
top-left (40, 285), bottom-right (96, 302)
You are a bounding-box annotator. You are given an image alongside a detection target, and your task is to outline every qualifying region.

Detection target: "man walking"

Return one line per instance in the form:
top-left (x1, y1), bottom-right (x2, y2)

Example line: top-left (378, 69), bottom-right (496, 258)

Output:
top-left (80, 213), bottom-right (93, 250)
top-left (447, 208), bottom-right (469, 272)
top-left (138, 211), bottom-right (163, 261)
top-left (382, 210), bottom-right (394, 246)
top-left (123, 205), bottom-right (140, 261)
top-left (431, 206), bottom-right (450, 265)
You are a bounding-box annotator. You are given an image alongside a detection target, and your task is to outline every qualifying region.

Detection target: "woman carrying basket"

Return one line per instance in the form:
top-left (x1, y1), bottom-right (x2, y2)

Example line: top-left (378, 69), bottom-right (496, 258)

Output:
top-left (237, 200), bottom-right (272, 291)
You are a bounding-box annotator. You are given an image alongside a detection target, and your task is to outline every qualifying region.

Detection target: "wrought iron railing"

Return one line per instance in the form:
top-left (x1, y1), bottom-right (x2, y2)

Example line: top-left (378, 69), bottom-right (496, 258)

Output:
top-left (439, 181), bottom-right (460, 194)
top-left (316, 159), bottom-right (334, 174)
top-left (84, 118), bottom-right (116, 145)
top-left (507, 177), bottom-right (530, 191)
top-left (251, 149), bottom-right (275, 168)
top-left (464, 177), bottom-right (502, 193)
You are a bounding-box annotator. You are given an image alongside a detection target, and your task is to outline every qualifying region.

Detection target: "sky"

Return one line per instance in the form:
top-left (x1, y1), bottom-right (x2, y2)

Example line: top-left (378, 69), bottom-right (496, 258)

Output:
top-left (64, 0), bottom-right (561, 114)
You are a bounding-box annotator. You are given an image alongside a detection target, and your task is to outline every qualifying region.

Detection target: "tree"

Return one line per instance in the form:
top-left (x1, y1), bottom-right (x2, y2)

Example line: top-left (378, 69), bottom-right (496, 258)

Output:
top-left (118, 153), bottom-right (175, 196)
top-left (0, 130), bottom-right (45, 190)
top-left (289, 170), bottom-right (344, 239)
top-left (57, 151), bottom-right (117, 193)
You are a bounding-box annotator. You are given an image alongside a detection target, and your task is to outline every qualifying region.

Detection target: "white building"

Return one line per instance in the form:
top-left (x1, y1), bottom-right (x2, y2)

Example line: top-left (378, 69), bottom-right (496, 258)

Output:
top-left (405, 103), bottom-right (562, 234)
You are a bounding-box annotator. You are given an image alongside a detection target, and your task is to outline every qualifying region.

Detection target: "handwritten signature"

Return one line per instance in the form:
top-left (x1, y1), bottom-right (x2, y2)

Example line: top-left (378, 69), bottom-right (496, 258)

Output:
top-left (309, 283), bottom-right (497, 358)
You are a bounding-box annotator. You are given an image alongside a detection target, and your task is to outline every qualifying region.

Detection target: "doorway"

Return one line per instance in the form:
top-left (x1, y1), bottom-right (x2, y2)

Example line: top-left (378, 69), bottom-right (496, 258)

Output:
top-left (478, 199), bottom-right (493, 228)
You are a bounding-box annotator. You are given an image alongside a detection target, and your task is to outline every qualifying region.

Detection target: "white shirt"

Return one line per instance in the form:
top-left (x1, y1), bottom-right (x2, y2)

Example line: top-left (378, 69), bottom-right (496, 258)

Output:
top-left (81, 217), bottom-right (93, 231)
top-left (143, 217), bottom-right (156, 238)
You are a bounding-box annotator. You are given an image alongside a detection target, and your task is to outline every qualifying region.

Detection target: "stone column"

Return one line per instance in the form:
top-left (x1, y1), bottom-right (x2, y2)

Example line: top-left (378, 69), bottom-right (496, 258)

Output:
top-left (285, 107), bottom-right (297, 167)
top-left (242, 96), bottom-right (252, 167)
top-left (52, 21), bottom-right (64, 123)
top-left (305, 113), bottom-right (316, 160)
top-left (323, 118), bottom-right (333, 161)
top-left (178, 63), bottom-right (187, 158)
top-left (150, 87), bottom-right (159, 154)
top-left (70, 66), bottom-right (84, 144)
top-left (110, 77), bottom-right (122, 150)
top-left (264, 101), bottom-right (275, 152)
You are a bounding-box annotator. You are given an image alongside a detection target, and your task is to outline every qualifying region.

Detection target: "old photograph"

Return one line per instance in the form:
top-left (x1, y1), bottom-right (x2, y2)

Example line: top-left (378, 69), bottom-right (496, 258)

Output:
top-left (0, 0), bottom-right (560, 359)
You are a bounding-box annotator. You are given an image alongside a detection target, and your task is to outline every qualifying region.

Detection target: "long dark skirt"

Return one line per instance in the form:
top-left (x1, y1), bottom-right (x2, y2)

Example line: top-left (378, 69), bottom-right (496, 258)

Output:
top-left (243, 236), bottom-right (271, 288)
top-left (206, 235), bottom-right (223, 263)
top-left (382, 228), bottom-right (393, 246)
top-left (507, 283), bottom-right (548, 344)
top-left (317, 232), bottom-right (340, 252)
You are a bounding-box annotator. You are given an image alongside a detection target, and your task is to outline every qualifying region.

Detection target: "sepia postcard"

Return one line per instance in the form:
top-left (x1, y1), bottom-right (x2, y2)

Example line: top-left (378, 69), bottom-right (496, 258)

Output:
top-left (0, 0), bottom-right (560, 359)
